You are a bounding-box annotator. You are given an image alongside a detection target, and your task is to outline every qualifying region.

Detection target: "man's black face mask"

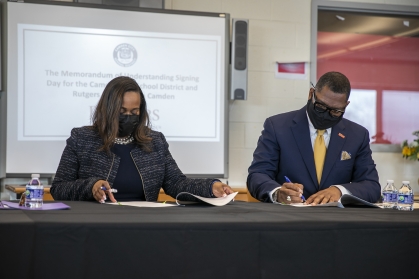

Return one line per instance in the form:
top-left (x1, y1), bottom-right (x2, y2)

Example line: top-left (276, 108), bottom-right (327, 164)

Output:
top-left (306, 98), bottom-right (344, 130)
top-left (118, 114), bottom-right (139, 137)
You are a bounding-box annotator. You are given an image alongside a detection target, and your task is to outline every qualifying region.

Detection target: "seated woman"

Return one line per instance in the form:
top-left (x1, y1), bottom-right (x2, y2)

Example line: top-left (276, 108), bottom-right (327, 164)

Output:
top-left (51, 76), bottom-right (232, 203)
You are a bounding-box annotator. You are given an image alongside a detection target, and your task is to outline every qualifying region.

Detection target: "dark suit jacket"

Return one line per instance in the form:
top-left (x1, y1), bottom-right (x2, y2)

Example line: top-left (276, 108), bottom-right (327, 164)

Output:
top-left (51, 127), bottom-right (214, 201)
top-left (247, 106), bottom-right (381, 203)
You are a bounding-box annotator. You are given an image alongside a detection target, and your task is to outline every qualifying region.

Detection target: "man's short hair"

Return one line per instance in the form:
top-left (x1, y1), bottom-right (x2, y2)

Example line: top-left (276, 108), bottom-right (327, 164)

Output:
top-left (315, 72), bottom-right (351, 100)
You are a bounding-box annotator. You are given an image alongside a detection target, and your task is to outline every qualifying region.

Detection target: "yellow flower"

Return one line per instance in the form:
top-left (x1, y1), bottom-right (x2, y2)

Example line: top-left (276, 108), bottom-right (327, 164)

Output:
top-left (401, 133), bottom-right (419, 161)
top-left (402, 146), bottom-right (410, 157)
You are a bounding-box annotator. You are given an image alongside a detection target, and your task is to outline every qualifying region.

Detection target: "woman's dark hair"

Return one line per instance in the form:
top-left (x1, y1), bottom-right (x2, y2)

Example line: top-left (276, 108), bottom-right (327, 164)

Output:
top-left (92, 76), bottom-right (152, 152)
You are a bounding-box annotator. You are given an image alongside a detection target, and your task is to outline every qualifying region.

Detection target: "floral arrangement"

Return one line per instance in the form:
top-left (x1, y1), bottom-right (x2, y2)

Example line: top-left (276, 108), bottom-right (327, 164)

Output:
top-left (402, 130), bottom-right (419, 161)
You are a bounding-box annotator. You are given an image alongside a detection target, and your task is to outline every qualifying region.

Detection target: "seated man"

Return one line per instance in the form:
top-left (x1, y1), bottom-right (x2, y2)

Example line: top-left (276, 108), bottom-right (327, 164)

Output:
top-left (247, 71), bottom-right (380, 205)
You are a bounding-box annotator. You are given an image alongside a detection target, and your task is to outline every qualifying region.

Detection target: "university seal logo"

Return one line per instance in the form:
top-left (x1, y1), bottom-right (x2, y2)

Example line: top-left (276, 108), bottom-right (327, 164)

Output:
top-left (113, 44), bottom-right (137, 67)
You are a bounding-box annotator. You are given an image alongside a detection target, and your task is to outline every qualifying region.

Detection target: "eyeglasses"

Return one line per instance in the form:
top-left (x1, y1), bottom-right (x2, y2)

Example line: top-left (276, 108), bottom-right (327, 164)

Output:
top-left (312, 90), bottom-right (345, 118)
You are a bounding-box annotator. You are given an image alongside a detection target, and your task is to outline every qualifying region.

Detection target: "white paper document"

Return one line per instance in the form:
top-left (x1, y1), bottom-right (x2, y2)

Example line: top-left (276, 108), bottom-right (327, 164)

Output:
top-left (289, 194), bottom-right (382, 208)
top-left (289, 203), bottom-right (312, 207)
top-left (176, 192), bottom-right (238, 206)
top-left (107, 201), bottom-right (177, 208)
top-left (290, 202), bottom-right (346, 208)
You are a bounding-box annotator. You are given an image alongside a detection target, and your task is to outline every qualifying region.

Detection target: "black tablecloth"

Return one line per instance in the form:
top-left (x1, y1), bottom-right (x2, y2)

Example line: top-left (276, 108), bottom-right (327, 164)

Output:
top-left (1, 201), bottom-right (418, 279)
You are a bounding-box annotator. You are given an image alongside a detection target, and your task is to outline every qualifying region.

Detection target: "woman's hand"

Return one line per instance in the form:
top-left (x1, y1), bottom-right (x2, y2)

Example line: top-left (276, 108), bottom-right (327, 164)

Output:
top-left (92, 180), bottom-right (117, 203)
top-left (212, 182), bottom-right (234, 197)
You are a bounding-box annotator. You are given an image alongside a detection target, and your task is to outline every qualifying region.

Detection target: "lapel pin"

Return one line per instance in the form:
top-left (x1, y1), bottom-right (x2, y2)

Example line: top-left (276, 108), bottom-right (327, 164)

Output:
top-left (338, 133), bottom-right (345, 138)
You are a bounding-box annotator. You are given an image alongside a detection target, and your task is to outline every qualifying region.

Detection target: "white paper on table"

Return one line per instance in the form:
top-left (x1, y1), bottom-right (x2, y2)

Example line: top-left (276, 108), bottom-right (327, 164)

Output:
top-left (290, 202), bottom-right (342, 207)
top-left (290, 203), bottom-right (312, 207)
top-left (290, 202), bottom-right (341, 207)
top-left (176, 192), bottom-right (238, 206)
top-left (290, 202), bottom-right (358, 208)
top-left (291, 202), bottom-right (383, 208)
top-left (106, 201), bottom-right (177, 208)
top-left (289, 194), bottom-right (383, 208)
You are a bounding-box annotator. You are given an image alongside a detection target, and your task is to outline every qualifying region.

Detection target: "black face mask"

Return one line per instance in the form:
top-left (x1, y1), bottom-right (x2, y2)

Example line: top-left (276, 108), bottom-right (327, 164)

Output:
top-left (306, 99), bottom-right (343, 130)
top-left (118, 114), bottom-right (139, 137)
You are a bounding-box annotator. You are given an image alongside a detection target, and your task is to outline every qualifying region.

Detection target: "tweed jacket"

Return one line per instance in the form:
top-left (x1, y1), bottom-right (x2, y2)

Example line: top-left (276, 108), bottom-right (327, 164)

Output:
top-left (51, 126), bottom-right (215, 201)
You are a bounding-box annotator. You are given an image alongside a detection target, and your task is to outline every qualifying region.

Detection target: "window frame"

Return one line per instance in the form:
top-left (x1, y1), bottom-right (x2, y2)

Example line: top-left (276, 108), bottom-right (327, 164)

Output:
top-left (310, 0), bottom-right (419, 152)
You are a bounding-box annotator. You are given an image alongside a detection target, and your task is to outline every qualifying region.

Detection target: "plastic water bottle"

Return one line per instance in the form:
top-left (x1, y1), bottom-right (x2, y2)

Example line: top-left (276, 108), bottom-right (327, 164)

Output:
top-left (382, 179), bottom-right (397, 209)
top-left (397, 181), bottom-right (414, 211)
top-left (25, 174), bottom-right (44, 208)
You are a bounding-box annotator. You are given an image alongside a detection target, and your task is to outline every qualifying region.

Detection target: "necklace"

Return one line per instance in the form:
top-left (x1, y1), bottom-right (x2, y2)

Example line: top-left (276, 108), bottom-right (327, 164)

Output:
top-left (114, 135), bottom-right (134, 145)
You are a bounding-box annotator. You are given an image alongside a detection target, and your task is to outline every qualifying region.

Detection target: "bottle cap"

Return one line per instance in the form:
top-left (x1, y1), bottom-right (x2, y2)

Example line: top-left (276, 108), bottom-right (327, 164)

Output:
top-left (31, 174), bottom-right (40, 178)
top-left (402, 181), bottom-right (410, 184)
top-left (386, 180), bottom-right (394, 183)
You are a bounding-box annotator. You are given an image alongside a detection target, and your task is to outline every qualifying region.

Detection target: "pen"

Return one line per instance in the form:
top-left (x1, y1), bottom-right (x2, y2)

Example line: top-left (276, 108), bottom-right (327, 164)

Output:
top-left (284, 176), bottom-right (306, 202)
top-left (100, 186), bottom-right (118, 193)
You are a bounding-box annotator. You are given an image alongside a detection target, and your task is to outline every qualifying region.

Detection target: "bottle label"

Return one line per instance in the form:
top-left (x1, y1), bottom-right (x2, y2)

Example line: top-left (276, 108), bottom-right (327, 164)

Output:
top-left (391, 193), bottom-right (398, 202)
top-left (25, 188), bottom-right (44, 199)
top-left (383, 192), bottom-right (397, 203)
top-left (398, 194), bottom-right (413, 204)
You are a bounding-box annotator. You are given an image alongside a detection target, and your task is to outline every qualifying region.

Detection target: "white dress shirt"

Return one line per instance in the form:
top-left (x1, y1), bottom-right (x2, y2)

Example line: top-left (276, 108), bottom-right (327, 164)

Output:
top-left (269, 112), bottom-right (350, 203)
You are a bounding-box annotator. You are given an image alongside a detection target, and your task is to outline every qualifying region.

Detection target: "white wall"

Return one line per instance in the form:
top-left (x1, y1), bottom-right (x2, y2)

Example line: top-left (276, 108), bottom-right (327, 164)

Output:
top-left (165, 0), bottom-right (419, 192)
top-left (1, 0), bottom-right (418, 199)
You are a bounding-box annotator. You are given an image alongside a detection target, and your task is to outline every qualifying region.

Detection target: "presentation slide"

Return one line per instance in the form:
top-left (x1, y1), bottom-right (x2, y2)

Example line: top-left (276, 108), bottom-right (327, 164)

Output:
top-left (19, 24), bottom-right (221, 142)
top-left (6, 2), bottom-right (228, 175)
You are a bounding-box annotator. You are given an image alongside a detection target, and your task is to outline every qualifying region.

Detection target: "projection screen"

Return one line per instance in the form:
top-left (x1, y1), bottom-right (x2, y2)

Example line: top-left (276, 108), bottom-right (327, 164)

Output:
top-left (5, 1), bottom-right (229, 177)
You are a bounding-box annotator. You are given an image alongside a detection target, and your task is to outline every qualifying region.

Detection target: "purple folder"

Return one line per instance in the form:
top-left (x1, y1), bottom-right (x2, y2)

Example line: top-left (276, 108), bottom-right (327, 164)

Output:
top-left (0, 201), bottom-right (70, 210)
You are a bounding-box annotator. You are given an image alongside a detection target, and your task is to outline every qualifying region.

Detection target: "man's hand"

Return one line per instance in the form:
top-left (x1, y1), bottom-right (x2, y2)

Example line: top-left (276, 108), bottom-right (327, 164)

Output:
top-left (278, 183), bottom-right (304, 203)
top-left (212, 182), bottom-right (234, 197)
top-left (305, 186), bottom-right (341, 205)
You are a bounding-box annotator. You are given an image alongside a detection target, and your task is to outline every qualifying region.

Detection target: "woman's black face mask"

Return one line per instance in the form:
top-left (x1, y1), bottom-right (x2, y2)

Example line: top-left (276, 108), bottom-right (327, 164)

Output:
top-left (306, 98), bottom-right (344, 130)
top-left (118, 114), bottom-right (139, 137)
